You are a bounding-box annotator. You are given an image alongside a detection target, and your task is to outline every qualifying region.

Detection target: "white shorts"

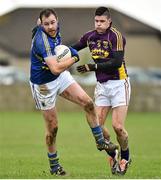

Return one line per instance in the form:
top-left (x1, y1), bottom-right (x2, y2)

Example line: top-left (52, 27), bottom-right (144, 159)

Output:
top-left (94, 78), bottom-right (131, 108)
top-left (30, 71), bottom-right (75, 110)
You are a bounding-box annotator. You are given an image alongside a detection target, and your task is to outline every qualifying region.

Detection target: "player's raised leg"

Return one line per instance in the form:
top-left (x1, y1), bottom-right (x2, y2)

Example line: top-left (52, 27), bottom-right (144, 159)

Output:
top-left (42, 108), bottom-right (66, 176)
top-left (60, 82), bottom-right (118, 152)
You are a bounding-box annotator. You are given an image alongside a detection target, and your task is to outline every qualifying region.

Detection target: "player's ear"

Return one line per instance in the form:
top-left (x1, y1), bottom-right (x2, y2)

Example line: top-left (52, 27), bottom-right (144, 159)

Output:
top-left (37, 18), bottom-right (41, 25)
top-left (108, 18), bottom-right (112, 23)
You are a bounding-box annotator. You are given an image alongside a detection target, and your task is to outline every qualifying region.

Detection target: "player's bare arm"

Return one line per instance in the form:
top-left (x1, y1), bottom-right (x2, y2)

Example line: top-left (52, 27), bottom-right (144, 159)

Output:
top-left (45, 55), bottom-right (78, 75)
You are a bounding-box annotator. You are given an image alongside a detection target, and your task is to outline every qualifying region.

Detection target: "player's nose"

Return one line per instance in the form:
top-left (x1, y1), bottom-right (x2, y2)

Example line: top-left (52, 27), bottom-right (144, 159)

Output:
top-left (97, 22), bottom-right (101, 26)
top-left (48, 24), bottom-right (53, 29)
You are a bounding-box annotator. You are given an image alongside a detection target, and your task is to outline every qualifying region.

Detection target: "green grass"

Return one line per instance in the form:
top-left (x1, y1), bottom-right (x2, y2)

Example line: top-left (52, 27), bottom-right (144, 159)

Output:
top-left (0, 111), bottom-right (161, 178)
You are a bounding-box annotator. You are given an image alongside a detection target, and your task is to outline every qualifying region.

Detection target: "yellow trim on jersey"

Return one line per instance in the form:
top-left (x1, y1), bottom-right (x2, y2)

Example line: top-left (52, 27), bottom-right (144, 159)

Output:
top-left (34, 53), bottom-right (43, 61)
top-left (111, 27), bottom-right (123, 51)
top-left (42, 66), bottom-right (49, 70)
top-left (42, 32), bottom-right (52, 56)
top-left (118, 64), bottom-right (127, 79)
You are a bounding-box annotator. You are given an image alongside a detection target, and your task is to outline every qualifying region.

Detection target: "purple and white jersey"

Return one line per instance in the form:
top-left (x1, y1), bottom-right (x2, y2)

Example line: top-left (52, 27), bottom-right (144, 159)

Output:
top-left (76, 27), bottom-right (128, 83)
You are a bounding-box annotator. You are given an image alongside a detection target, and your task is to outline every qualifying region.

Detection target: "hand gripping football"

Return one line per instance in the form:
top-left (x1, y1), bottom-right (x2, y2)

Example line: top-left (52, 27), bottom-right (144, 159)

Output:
top-left (54, 45), bottom-right (71, 62)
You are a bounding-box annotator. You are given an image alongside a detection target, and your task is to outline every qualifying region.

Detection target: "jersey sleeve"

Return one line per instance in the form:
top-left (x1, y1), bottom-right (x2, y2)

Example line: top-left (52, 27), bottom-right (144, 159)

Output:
top-left (79, 33), bottom-right (89, 47)
top-left (35, 32), bottom-right (55, 59)
top-left (73, 31), bottom-right (93, 50)
top-left (110, 28), bottom-right (125, 51)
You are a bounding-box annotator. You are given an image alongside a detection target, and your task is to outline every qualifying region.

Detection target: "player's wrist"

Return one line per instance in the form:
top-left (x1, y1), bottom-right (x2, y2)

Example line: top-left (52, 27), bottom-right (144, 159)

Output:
top-left (88, 63), bottom-right (97, 71)
top-left (72, 56), bottom-right (79, 63)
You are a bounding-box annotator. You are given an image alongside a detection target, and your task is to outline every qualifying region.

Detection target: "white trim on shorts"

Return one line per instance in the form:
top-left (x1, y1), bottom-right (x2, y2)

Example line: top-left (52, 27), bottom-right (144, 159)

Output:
top-left (94, 78), bottom-right (131, 108)
top-left (30, 71), bottom-right (75, 110)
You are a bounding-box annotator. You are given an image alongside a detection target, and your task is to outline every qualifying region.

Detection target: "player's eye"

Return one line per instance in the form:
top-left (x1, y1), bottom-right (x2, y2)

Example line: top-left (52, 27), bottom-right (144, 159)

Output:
top-left (100, 20), bottom-right (105, 23)
top-left (51, 21), bottom-right (56, 24)
top-left (44, 22), bottom-right (49, 26)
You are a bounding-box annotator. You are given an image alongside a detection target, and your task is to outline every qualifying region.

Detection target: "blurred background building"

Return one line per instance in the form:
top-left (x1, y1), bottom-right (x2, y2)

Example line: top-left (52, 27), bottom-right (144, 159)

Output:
top-left (0, 0), bottom-right (161, 111)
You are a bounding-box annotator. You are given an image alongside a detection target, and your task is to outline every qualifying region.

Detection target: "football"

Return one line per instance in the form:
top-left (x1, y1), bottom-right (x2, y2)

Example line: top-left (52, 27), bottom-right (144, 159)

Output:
top-left (54, 45), bottom-right (71, 62)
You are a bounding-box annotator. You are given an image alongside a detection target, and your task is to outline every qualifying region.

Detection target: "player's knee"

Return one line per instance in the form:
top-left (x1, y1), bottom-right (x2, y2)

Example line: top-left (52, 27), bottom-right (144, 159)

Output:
top-left (84, 99), bottom-right (95, 113)
top-left (113, 123), bottom-right (125, 136)
top-left (46, 127), bottom-right (58, 146)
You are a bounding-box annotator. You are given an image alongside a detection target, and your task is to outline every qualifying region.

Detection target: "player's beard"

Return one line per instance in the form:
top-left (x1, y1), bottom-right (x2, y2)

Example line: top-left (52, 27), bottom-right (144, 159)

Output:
top-left (48, 29), bottom-right (56, 37)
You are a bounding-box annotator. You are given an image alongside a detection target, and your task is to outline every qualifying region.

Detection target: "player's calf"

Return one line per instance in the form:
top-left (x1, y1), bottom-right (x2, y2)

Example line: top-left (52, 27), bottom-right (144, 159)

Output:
top-left (84, 99), bottom-right (95, 113)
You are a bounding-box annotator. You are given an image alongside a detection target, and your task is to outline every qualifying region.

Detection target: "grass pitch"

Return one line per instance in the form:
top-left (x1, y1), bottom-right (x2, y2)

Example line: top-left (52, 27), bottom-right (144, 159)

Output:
top-left (0, 111), bottom-right (161, 178)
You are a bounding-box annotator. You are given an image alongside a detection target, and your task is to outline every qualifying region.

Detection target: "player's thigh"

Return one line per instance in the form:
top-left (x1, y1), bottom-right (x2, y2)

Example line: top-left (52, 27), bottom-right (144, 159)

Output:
top-left (112, 106), bottom-right (128, 128)
top-left (96, 106), bottom-right (111, 125)
top-left (29, 81), bottom-right (59, 110)
top-left (94, 82), bottom-right (111, 106)
top-left (60, 82), bottom-right (92, 106)
top-left (111, 78), bottom-right (131, 108)
top-left (42, 107), bottom-right (58, 131)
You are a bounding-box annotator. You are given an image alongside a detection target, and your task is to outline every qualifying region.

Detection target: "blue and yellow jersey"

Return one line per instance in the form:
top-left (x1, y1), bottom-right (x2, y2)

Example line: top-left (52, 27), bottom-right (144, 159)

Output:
top-left (30, 26), bottom-right (61, 84)
top-left (76, 27), bottom-right (128, 82)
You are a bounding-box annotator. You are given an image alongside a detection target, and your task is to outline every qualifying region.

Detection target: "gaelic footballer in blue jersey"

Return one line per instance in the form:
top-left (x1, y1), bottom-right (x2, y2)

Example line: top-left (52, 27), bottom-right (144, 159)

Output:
top-left (73, 7), bottom-right (131, 175)
top-left (29, 8), bottom-right (118, 176)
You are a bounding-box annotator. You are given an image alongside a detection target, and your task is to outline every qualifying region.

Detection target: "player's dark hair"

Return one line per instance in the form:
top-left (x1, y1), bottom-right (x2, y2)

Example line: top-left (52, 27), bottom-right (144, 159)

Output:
top-left (39, 8), bottom-right (58, 22)
top-left (95, 7), bottom-right (111, 18)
